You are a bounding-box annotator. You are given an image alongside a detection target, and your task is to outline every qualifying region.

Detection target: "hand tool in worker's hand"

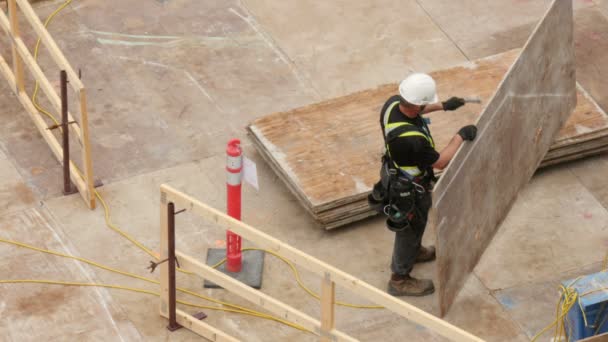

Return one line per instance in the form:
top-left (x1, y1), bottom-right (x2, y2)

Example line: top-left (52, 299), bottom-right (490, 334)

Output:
top-left (463, 96), bottom-right (482, 104)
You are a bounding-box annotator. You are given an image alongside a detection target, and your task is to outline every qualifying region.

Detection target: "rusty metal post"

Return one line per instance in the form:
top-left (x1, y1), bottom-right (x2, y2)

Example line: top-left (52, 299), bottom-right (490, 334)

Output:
top-left (166, 202), bottom-right (181, 331)
top-left (60, 70), bottom-right (72, 195)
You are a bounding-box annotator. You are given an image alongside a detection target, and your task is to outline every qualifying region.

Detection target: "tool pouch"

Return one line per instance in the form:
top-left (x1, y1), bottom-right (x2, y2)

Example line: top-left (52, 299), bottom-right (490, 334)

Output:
top-left (384, 173), bottom-right (417, 232)
top-left (368, 155), bottom-right (392, 213)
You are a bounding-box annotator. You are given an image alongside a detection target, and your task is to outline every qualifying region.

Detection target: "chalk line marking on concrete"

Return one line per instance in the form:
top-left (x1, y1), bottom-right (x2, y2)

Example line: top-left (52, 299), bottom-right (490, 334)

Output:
top-left (84, 29), bottom-right (254, 47)
top-left (96, 38), bottom-right (185, 47)
top-left (228, 4), bottom-right (321, 99)
top-left (86, 30), bottom-right (183, 40)
top-left (36, 208), bottom-right (132, 342)
top-left (115, 55), bottom-right (227, 114)
top-left (184, 71), bottom-right (215, 104)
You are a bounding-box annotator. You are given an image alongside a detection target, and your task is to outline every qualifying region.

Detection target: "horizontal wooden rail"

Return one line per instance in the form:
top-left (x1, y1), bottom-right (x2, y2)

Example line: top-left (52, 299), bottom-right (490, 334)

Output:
top-left (15, 0), bottom-right (84, 92)
top-left (0, 52), bottom-right (90, 204)
top-left (160, 185), bottom-right (484, 342)
top-left (1, 0), bottom-right (96, 208)
top-left (176, 251), bottom-right (357, 342)
top-left (174, 308), bottom-right (238, 342)
top-left (0, 10), bottom-right (83, 142)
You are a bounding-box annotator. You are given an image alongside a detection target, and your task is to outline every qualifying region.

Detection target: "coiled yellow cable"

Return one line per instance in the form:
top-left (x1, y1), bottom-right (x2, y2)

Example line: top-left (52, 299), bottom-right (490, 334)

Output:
top-left (531, 277), bottom-right (587, 342)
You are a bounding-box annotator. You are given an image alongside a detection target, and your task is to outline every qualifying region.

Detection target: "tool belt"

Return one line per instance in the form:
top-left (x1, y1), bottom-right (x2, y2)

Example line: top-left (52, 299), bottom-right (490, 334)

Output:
top-left (370, 155), bottom-right (429, 232)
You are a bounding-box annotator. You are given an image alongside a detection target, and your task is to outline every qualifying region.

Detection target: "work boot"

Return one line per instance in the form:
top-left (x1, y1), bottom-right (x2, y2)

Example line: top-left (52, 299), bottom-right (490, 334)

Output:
top-left (415, 245), bottom-right (436, 263)
top-left (387, 274), bottom-right (435, 297)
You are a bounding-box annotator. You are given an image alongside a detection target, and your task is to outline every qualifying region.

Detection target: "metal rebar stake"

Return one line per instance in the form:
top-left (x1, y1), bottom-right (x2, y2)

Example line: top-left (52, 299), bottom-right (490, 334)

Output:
top-left (166, 202), bottom-right (181, 331)
top-left (60, 70), bottom-right (76, 195)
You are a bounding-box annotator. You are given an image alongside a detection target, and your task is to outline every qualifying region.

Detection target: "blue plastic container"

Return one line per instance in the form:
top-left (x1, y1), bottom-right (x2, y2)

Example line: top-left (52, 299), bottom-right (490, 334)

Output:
top-left (562, 272), bottom-right (608, 341)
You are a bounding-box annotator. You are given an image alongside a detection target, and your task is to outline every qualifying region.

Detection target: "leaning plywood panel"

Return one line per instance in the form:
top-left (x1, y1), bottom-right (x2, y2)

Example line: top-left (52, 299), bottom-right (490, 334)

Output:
top-left (434, 0), bottom-right (576, 316)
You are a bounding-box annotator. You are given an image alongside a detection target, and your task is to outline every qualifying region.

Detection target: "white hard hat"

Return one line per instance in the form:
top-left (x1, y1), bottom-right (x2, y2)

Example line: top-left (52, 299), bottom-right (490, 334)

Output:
top-left (399, 73), bottom-right (439, 106)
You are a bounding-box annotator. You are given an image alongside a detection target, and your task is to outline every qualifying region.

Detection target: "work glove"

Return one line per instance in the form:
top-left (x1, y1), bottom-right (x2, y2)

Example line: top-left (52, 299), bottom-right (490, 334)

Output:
top-left (442, 97), bottom-right (465, 111)
top-left (457, 125), bottom-right (477, 141)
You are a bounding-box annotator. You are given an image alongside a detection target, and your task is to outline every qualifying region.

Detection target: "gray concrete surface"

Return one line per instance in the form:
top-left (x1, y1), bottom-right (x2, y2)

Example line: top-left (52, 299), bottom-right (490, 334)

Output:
top-left (1, 0), bottom-right (608, 341)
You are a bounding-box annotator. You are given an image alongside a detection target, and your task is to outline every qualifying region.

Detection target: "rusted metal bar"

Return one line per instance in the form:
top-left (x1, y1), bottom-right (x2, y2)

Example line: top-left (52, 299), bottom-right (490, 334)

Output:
top-left (60, 70), bottom-right (73, 195)
top-left (166, 202), bottom-right (181, 331)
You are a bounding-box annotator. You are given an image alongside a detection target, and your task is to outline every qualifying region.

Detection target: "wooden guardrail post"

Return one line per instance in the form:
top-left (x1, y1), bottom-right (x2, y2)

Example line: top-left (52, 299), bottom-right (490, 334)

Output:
top-left (320, 273), bottom-right (336, 342)
top-left (7, 0), bottom-right (24, 92)
top-left (79, 88), bottom-right (96, 208)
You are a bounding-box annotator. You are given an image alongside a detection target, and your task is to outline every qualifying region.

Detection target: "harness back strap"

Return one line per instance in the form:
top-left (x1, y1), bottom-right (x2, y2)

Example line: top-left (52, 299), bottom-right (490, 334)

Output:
top-left (382, 101), bottom-right (435, 176)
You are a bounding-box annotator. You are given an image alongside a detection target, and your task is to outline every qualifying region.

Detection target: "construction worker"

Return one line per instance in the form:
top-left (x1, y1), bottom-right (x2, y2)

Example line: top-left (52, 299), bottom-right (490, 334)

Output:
top-left (368, 73), bottom-right (477, 296)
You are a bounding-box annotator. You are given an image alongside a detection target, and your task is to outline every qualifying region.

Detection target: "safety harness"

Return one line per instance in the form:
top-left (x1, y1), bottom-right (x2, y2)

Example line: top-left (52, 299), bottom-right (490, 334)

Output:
top-left (382, 101), bottom-right (435, 179)
top-left (377, 100), bottom-right (435, 232)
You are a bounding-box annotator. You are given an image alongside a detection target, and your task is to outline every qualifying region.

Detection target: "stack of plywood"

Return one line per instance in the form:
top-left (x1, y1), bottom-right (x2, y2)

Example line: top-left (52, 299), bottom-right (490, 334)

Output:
top-left (248, 48), bottom-right (608, 229)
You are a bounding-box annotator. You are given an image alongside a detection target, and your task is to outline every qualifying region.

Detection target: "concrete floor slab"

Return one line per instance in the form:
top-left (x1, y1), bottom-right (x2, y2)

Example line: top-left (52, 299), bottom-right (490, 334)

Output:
top-left (242, 0), bottom-right (468, 98)
top-left (0, 0), bottom-right (315, 200)
top-left (474, 164), bottom-right (608, 291)
top-left (568, 153), bottom-right (608, 211)
top-left (444, 275), bottom-right (528, 342)
top-left (492, 262), bottom-right (603, 341)
top-left (598, 0), bottom-right (608, 13)
top-left (0, 149), bottom-right (37, 216)
top-left (0, 80), bottom-right (65, 200)
top-left (415, 0), bottom-right (594, 60)
top-left (42, 149), bottom-right (530, 340)
top-left (41, 155), bottom-right (326, 340)
top-left (0, 207), bottom-right (141, 341)
top-left (414, 0), bottom-right (551, 60)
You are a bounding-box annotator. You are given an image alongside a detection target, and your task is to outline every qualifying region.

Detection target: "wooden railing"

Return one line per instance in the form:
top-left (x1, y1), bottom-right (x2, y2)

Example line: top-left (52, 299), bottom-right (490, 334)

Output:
top-left (159, 184), bottom-right (484, 341)
top-left (0, 0), bottom-right (95, 208)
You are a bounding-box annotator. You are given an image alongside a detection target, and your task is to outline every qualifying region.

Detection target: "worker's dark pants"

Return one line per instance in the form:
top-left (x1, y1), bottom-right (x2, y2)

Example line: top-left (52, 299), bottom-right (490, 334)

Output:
top-left (390, 191), bottom-right (432, 276)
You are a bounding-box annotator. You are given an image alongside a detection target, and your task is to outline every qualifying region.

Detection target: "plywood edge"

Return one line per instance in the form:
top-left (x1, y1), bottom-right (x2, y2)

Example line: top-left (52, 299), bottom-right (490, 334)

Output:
top-left (247, 126), bottom-right (317, 212)
top-left (249, 84), bottom-right (394, 127)
top-left (576, 82), bottom-right (608, 120)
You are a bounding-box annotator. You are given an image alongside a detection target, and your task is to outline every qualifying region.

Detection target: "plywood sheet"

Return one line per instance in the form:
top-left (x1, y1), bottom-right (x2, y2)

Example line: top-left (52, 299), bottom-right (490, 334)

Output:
top-left (248, 50), bottom-right (608, 228)
top-left (248, 51), bottom-right (516, 214)
top-left (433, 0), bottom-right (576, 315)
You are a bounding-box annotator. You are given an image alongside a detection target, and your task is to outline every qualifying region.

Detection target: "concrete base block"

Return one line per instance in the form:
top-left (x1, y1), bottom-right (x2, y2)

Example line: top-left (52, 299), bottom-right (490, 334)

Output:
top-left (203, 249), bottom-right (265, 289)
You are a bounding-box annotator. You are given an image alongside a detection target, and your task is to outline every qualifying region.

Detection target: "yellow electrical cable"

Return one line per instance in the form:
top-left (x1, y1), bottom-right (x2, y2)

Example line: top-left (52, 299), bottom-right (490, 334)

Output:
top-left (28, 0), bottom-right (176, 271)
top-left (85, 169), bottom-right (383, 309)
top-left (25, 0), bottom-right (608, 336)
top-left (531, 278), bottom-right (585, 342)
top-left (93, 190), bottom-right (161, 261)
top-left (0, 279), bottom-right (310, 329)
top-left (554, 287), bottom-right (563, 340)
top-left (0, 238), bottom-right (309, 332)
top-left (25, 0), bottom-right (381, 331)
top-left (213, 247), bottom-right (383, 309)
top-left (31, 0), bottom-right (73, 125)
